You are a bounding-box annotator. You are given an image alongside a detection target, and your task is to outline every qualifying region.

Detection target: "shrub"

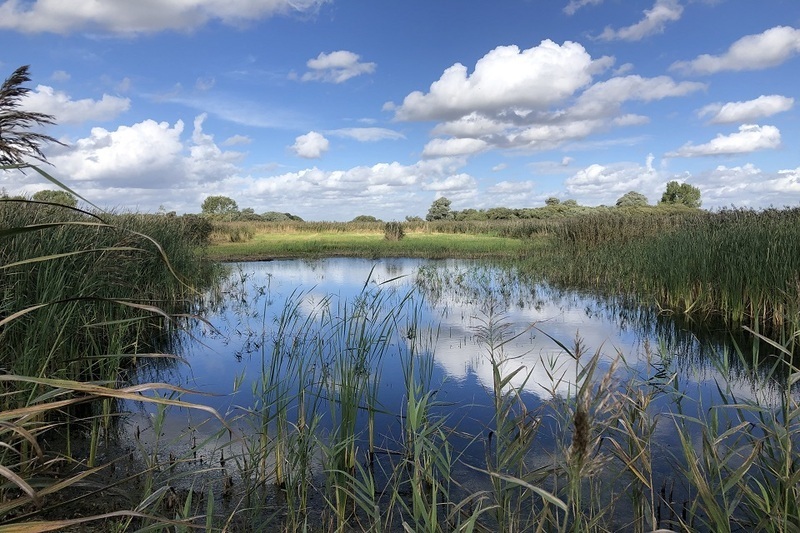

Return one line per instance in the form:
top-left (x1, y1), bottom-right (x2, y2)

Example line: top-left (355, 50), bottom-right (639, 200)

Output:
top-left (384, 221), bottom-right (405, 241)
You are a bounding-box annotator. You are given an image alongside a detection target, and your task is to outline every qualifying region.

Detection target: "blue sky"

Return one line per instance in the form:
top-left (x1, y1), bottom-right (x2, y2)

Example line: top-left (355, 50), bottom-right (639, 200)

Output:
top-left (1, 0), bottom-right (799, 220)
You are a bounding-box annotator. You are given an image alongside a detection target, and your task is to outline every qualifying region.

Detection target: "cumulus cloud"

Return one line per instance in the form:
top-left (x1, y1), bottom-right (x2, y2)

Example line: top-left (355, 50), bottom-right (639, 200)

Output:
top-left (0, 0), bottom-right (329, 34)
top-left (392, 40), bottom-right (702, 157)
top-left (300, 51), bottom-right (376, 83)
top-left (20, 85), bottom-right (130, 124)
top-left (48, 119), bottom-right (186, 187)
top-left (598, 0), bottom-right (683, 41)
top-left (45, 114), bottom-right (244, 190)
top-left (698, 95), bottom-right (794, 124)
top-left (327, 127), bottom-right (405, 142)
top-left (235, 158), bottom-right (478, 219)
top-left (689, 164), bottom-right (800, 208)
top-left (671, 26), bottom-right (800, 74)
top-left (565, 154), bottom-right (660, 205)
top-left (291, 131), bottom-right (329, 158)
top-left (666, 124), bottom-right (781, 157)
top-left (393, 41), bottom-right (611, 122)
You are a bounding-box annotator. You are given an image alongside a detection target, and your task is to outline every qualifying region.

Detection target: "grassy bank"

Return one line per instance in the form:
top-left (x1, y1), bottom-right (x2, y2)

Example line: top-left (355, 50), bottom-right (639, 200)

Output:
top-left (205, 208), bottom-right (800, 339)
top-left (205, 229), bottom-right (540, 260)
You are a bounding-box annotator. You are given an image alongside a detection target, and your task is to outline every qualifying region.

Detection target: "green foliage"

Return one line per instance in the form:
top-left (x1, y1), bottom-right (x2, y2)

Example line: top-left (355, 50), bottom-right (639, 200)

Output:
top-left (486, 206), bottom-right (516, 220)
top-left (178, 214), bottom-right (214, 245)
top-left (0, 65), bottom-right (64, 164)
top-left (545, 196), bottom-right (560, 206)
top-left (563, 199), bottom-right (578, 207)
top-left (383, 221), bottom-right (405, 241)
top-left (426, 197), bottom-right (453, 221)
top-left (201, 195), bottom-right (238, 219)
top-left (32, 188), bottom-right (77, 207)
top-left (351, 214), bottom-right (382, 223)
top-left (660, 180), bottom-right (701, 208)
top-left (616, 191), bottom-right (649, 207)
top-left (262, 211), bottom-right (303, 222)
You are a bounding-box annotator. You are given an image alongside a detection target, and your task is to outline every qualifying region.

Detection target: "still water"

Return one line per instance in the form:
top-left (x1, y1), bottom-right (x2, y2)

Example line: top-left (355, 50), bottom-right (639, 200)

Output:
top-left (132, 258), bottom-right (779, 445)
top-left (126, 257), bottom-right (789, 528)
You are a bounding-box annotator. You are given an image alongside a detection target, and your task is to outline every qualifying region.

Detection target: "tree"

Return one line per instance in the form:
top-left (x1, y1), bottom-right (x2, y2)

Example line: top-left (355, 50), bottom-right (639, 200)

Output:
top-left (660, 181), bottom-right (701, 208)
top-left (32, 189), bottom-right (77, 207)
top-left (201, 195), bottom-right (238, 220)
top-left (563, 199), bottom-right (578, 207)
top-left (426, 197), bottom-right (453, 221)
top-left (0, 65), bottom-right (63, 165)
top-left (545, 196), bottom-right (560, 206)
top-left (351, 215), bottom-right (381, 223)
top-left (615, 191), bottom-right (649, 207)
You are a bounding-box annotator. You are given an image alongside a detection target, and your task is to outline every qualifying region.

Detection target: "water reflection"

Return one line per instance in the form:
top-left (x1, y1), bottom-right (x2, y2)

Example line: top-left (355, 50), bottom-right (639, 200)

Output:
top-left (160, 258), bottom-right (788, 421)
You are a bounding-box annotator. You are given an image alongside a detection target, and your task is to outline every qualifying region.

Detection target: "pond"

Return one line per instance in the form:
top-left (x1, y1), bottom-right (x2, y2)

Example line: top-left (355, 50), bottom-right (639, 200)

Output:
top-left (125, 257), bottom-right (794, 531)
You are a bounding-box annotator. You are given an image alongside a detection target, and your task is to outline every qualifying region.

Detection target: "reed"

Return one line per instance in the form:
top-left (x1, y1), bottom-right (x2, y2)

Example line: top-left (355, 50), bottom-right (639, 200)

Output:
top-left (0, 164), bottom-right (224, 530)
top-left (537, 207), bottom-right (800, 340)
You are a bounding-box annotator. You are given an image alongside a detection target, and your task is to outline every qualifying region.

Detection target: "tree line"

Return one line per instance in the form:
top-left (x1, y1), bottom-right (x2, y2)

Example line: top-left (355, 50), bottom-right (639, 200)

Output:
top-left (425, 182), bottom-right (701, 221)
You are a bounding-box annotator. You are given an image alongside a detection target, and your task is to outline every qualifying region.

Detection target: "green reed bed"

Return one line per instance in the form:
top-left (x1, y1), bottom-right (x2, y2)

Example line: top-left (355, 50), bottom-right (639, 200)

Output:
top-left (0, 166), bottom-right (225, 530)
top-left (0, 199), bottom-right (216, 388)
top-left (535, 207), bottom-right (800, 340)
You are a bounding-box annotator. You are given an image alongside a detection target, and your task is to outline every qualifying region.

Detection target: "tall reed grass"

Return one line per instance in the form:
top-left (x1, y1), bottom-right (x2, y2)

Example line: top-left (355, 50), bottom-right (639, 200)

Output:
top-left (538, 207), bottom-right (800, 342)
top-left (0, 164), bottom-right (224, 530)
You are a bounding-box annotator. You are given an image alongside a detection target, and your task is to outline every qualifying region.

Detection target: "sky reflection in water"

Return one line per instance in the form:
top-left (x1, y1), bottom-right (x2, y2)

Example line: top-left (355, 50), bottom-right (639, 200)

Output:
top-left (149, 257), bottom-right (779, 430)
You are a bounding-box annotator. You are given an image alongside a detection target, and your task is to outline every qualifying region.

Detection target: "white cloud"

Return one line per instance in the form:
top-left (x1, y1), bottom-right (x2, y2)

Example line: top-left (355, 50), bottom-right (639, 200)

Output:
top-left (690, 164), bottom-right (800, 208)
top-left (671, 26), bottom-right (800, 74)
top-left (698, 95), bottom-right (794, 124)
top-left (222, 134), bottom-right (252, 146)
top-left (666, 124), bottom-right (781, 157)
top-left (598, 0), bottom-right (683, 41)
top-left (44, 114), bottom-right (244, 190)
top-left (0, 0), bottom-right (329, 34)
top-left (422, 138), bottom-right (488, 158)
top-left (431, 113), bottom-right (510, 138)
top-left (613, 63), bottom-right (634, 75)
top-left (565, 155), bottom-right (659, 205)
top-left (48, 119), bottom-right (186, 187)
top-left (186, 114), bottom-right (245, 182)
top-left (563, 0), bottom-right (603, 15)
top-left (300, 51), bottom-right (376, 83)
top-left (291, 131), bottom-right (329, 159)
top-left (20, 85), bottom-right (130, 124)
top-left (394, 40), bottom-right (611, 122)
top-left (571, 75), bottom-right (705, 119)
top-left (327, 127), bottom-right (404, 142)
top-left (393, 40), bottom-right (702, 157)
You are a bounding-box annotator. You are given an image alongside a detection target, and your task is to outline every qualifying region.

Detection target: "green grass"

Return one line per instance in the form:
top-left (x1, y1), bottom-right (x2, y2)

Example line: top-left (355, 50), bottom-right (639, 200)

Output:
top-left (205, 230), bottom-right (541, 260)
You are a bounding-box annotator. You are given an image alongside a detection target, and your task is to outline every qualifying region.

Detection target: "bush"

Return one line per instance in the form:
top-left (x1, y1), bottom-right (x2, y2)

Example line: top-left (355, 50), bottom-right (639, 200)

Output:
top-left (179, 214), bottom-right (214, 245)
top-left (384, 221), bottom-right (405, 241)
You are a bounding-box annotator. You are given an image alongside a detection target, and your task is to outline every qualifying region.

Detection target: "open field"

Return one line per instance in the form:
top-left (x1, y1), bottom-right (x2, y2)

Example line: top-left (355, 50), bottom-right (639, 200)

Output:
top-left (205, 229), bottom-right (541, 260)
